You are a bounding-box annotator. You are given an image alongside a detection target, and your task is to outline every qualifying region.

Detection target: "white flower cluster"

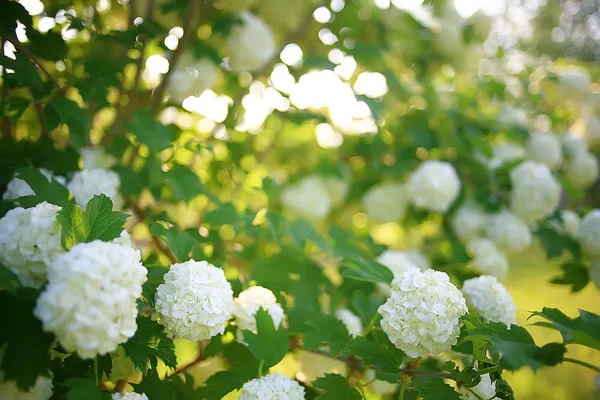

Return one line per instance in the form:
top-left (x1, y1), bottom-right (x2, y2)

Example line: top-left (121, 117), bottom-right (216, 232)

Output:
top-left (34, 241), bottom-right (147, 359)
top-left (576, 209), bottom-right (600, 258)
top-left (482, 142), bottom-right (526, 169)
top-left (67, 168), bottom-right (124, 209)
top-left (581, 112), bottom-right (600, 149)
top-left (112, 392), bottom-right (149, 400)
top-left (378, 267), bottom-right (468, 358)
top-left (167, 52), bottom-right (218, 102)
top-left (0, 202), bottom-right (63, 287)
top-left (509, 161), bottom-right (561, 224)
top-left (2, 168), bottom-right (66, 202)
top-left (526, 132), bottom-right (562, 169)
top-left (376, 250), bottom-right (430, 295)
top-left (226, 12), bottom-right (276, 73)
top-left (556, 66), bottom-right (591, 101)
top-left (590, 261), bottom-right (600, 289)
top-left (407, 161), bottom-right (461, 213)
top-left (361, 182), bottom-right (408, 223)
top-left (461, 276), bottom-right (517, 326)
top-left (239, 373), bottom-right (305, 400)
top-left (467, 238), bottom-right (509, 281)
top-left (281, 175), bottom-right (349, 220)
top-left (451, 200), bottom-right (487, 242)
top-left (485, 209), bottom-right (532, 254)
top-left (154, 260), bottom-right (234, 341)
top-left (561, 133), bottom-right (599, 189)
top-left (233, 286), bottom-right (284, 340)
top-left (549, 209), bottom-right (580, 238)
top-left (335, 308), bottom-right (363, 337)
top-left (497, 105), bottom-right (528, 129)
top-left (0, 372), bottom-right (53, 400)
top-left (458, 374), bottom-right (497, 400)
top-left (109, 346), bottom-right (140, 382)
top-left (81, 147), bottom-right (117, 170)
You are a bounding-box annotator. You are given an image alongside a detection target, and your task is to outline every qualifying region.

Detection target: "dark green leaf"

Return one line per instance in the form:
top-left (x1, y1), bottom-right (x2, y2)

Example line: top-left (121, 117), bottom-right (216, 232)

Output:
top-left (166, 165), bottom-right (206, 202)
top-left (150, 222), bottom-right (198, 262)
top-left (415, 380), bottom-right (461, 400)
top-left (44, 98), bottom-right (92, 148)
top-left (0, 0), bottom-right (32, 36)
top-left (0, 96), bottom-right (30, 124)
top-left (26, 30), bottom-right (68, 61)
top-left (0, 53), bottom-right (43, 91)
top-left (303, 314), bottom-right (350, 356)
top-left (286, 219), bottom-right (330, 251)
top-left (0, 263), bottom-right (20, 292)
top-left (204, 203), bottom-right (239, 226)
top-left (121, 316), bottom-right (177, 371)
top-left (550, 262), bottom-right (589, 292)
top-left (84, 194), bottom-right (129, 242)
top-left (65, 378), bottom-right (111, 400)
top-left (345, 336), bottom-right (403, 378)
top-left (529, 308), bottom-right (600, 351)
top-left (536, 227), bottom-right (581, 260)
top-left (133, 367), bottom-right (176, 400)
top-left (57, 201), bottom-right (89, 250)
top-left (341, 258), bottom-right (393, 284)
top-left (195, 370), bottom-right (248, 400)
top-left (312, 374), bottom-right (361, 400)
top-left (15, 166), bottom-right (69, 206)
top-left (127, 110), bottom-right (177, 152)
top-left (242, 308), bottom-right (288, 367)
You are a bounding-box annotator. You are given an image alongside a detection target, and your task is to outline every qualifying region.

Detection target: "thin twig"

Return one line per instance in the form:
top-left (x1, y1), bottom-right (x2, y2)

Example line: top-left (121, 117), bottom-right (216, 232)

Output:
top-left (127, 199), bottom-right (177, 263)
top-left (167, 340), bottom-right (207, 378)
top-left (114, 379), bottom-right (128, 393)
top-left (563, 357), bottom-right (600, 372)
top-left (6, 37), bottom-right (62, 91)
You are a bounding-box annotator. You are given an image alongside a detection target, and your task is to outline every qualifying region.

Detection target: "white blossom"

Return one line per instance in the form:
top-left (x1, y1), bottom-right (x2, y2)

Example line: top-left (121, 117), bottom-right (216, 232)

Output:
top-left (556, 66), bottom-right (591, 101)
top-left (2, 168), bottom-right (65, 202)
top-left (482, 142), bottom-right (526, 169)
top-left (81, 147), bottom-right (117, 170)
top-left (0, 373), bottom-right (53, 400)
top-left (167, 52), bottom-right (218, 102)
top-left (576, 209), bottom-right (600, 258)
top-left (154, 260), bottom-right (234, 341)
top-left (321, 175), bottom-right (350, 208)
top-left (67, 168), bottom-right (124, 209)
top-left (498, 106), bottom-right (528, 129)
top-left (451, 200), bottom-right (488, 243)
top-left (565, 152), bottom-right (599, 188)
top-left (111, 392), bottom-right (149, 400)
top-left (407, 161), bottom-right (461, 213)
top-left (377, 250), bottom-right (427, 278)
top-left (458, 374), bottom-right (497, 400)
top-left (335, 308), bottom-right (362, 337)
top-left (361, 182), bottom-right (409, 223)
top-left (280, 175), bottom-right (331, 220)
top-left (34, 242), bottom-right (147, 359)
top-left (109, 346), bottom-right (140, 382)
top-left (590, 261), bottom-right (600, 289)
top-left (561, 134), bottom-right (588, 159)
top-left (404, 250), bottom-right (431, 271)
top-left (233, 286), bottom-right (284, 340)
top-left (560, 210), bottom-right (581, 238)
top-left (485, 210), bottom-right (532, 254)
top-left (239, 373), bottom-right (305, 400)
top-left (509, 161), bottom-right (561, 224)
top-left (461, 276), bottom-right (516, 326)
top-left (378, 268), bottom-right (468, 358)
top-left (225, 12), bottom-right (276, 73)
top-left (582, 113), bottom-right (600, 148)
top-left (467, 238), bottom-right (509, 281)
top-left (526, 132), bottom-right (562, 169)
top-left (0, 202), bottom-right (63, 287)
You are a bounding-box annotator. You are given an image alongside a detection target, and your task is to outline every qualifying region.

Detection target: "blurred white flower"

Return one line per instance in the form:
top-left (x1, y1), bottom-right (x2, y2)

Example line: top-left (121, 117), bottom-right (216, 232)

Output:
top-left (226, 12), bottom-right (276, 72)
top-left (67, 168), bottom-right (124, 210)
top-left (112, 392), bottom-right (149, 400)
top-left (556, 66), bottom-right (591, 101)
top-left (167, 52), bottom-right (218, 103)
top-left (2, 168), bottom-right (66, 202)
top-left (467, 238), bottom-right (509, 281)
top-left (482, 142), bottom-right (526, 169)
top-left (561, 133), bottom-right (588, 159)
top-left (451, 200), bottom-right (488, 243)
top-left (498, 105), bottom-right (528, 129)
top-left (280, 175), bottom-right (331, 220)
top-left (407, 161), bottom-right (461, 213)
top-left (335, 308), bottom-right (362, 337)
top-left (81, 147), bottom-right (117, 170)
top-left (576, 209), bottom-right (600, 258)
top-left (565, 152), bottom-right (599, 189)
top-left (485, 210), bottom-right (532, 254)
top-left (589, 261), bottom-right (600, 289)
top-left (321, 175), bottom-right (350, 208)
top-left (233, 286), bottom-right (284, 341)
top-left (361, 182), bottom-right (408, 224)
top-left (239, 373), bottom-right (305, 400)
top-left (461, 275), bottom-right (517, 326)
top-left (0, 372), bottom-right (53, 400)
top-left (526, 133), bottom-right (562, 169)
top-left (457, 373), bottom-right (497, 400)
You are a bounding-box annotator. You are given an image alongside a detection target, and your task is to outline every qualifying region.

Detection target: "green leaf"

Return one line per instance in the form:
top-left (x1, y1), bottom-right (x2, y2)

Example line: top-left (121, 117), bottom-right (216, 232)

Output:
top-left (312, 374), bottom-right (361, 400)
top-left (195, 370), bottom-right (249, 400)
top-left (341, 258), bottom-right (393, 284)
top-left (0, 263), bottom-right (21, 292)
top-left (415, 380), bottom-right (461, 400)
top-left (0, 289), bottom-right (54, 390)
top-left (150, 222), bottom-right (199, 262)
top-left (44, 98), bottom-right (92, 148)
top-left (0, 0), bottom-right (32, 36)
top-left (303, 314), bottom-right (350, 356)
top-left (204, 203), bottom-right (239, 226)
top-left (536, 227), bottom-right (581, 260)
top-left (15, 166), bottom-right (69, 206)
top-left (65, 378), bottom-right (111, 400)
top-left (57, 201), bottom-right (89, 250)
top-left (0, 53), bottom-right (43, 91)
top-left (121, 316), bottom-right (177, 371)
top-left (127, 110), bottom-right (177, 152)
top-left (528, 308), bottom-right (600, 351)
top-left (351, 292), bottom-right (382, 327)
top-left (345, 336), bottom-right (403, 378)
top-left (0, 96), bottom-right (30, 124)
top-left (286, 219), bottom-right (330, 252)
top-left (444, 361), bottom-right (481, 388)
top-left (242, 308), bottom-right (288, 367)
top-left (550, 262), bottom-right (589, 292)
top-left (133, 367), bottom-right (176, 400)
top-left (84, 194), bottom-right (129, 242)
top-left (166, 165), bottom-right (206, 202)
top-left (26, 30), bottom-right (68, 61)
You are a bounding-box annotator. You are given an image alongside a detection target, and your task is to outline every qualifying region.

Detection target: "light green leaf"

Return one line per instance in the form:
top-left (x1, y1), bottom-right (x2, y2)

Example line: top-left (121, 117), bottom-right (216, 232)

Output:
top-left (529, 308), bottom-right (600, 351)
top-left (84, 194), bottom-right (129, 242)
top-left (121, 316), bottom-right (177, 371)
top-left (57, 201), bottom-right (89, 250)
top-left (312, 374), bottom-right (361, 400)
top-left (242, 308), bottom-right (288, 367)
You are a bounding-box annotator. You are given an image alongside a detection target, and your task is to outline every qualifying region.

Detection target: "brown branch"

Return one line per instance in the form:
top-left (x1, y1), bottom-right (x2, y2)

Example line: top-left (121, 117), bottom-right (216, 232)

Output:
top-left (113, 379), bottom-right (128, 393)
top-left (167, 340), bottom-right (208, 378)
top-left (127, 199), bottom-right (178, 264)
top-left (6, 37), bottom-right (62, 91)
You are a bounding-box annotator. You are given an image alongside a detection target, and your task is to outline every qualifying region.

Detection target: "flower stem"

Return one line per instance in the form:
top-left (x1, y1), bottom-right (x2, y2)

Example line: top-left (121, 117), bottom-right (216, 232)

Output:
top-left (257, 359), bottom-right (266, 377)
top-left (93, 357), bottom-right (99, 386)
top-left (563, 357), bottom-right (600, 372)
top-left (363, 312), bottom-right (380, 336)
top-left (476, 365), bottom-right (503, 376)
top-left (398, 379), bottom-right (406, 400)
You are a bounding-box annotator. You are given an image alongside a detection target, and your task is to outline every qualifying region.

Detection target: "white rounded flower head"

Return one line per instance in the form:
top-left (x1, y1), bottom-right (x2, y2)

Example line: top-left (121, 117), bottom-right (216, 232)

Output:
top-left (407, 160), bottom-right (461, 213)
top-left (498, 105), bottom-right (528, 129)
top-left (112, 392), bottom-right (149, 400)
top-left (81, 147), bottom-right (117, 170)
top-left (378, 267), bottom-right (468, 358)
top-left (484, 142), bottom-right (526, 169)
top-left (154, 260), bottom-right (234, 341)
top-left (0, 202), bottom-right (63, 287)
top-left (110, 346), bottom-right (140, 382)
top-left (467, 238), bottom-right (509, 281)
top-left (226, 12), bottom-right (276, 73)
top-left (451, 200), bottom-right (488, 243)
top-left (280, 175), bottom-right (331, 220)
top-left (561, 133), bottom-right (588, 159)
top-left (576, 209), bottom-right (600, 258)
top-left (2, 168), bottom-right (66, 201)
top-left (526, 132), bottom-right (563, 169)
top-left (557, 66), bottom-right (591, 100)
top-left (335, 308), bottom-right (363, 337)
top-left (560, 210), bottom-right (580, 238)
top-left (67, 168), bottom-right (124, 210)
top-left (485, 210), bottom-right (532, 254)
top-left (233, 286), bottom-right (285, 336)
top-left (461, 276), bottom-right (516, 326)
top-left (239, 373), bottom-right (305, 400)
top-left (458, 373), bottom-right (497, 400)
top-left (590, 261), bottom-right (600, 289)
top-left (509, 161), bottom-right (561, 224)
top-left (377, 250), bottom-right (426, 278)
top-left (361, 182), bottom-right (409, 223)
top-left (321, 175), bottom-right (350, 208)
top-left (566, 152), bottom-right (599, 188)
top-left (0, 363), bottom-right (53, 400)
top-left (167, 52), bottom-right (218, 102)
top-left (34, 241), bottom-right (147, 359)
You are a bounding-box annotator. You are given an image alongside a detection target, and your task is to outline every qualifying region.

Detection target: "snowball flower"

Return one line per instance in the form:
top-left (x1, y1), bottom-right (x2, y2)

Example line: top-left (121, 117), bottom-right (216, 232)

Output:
top-left (233, 286), bottom-right (284, 339)
top-left (526, 133), bottom-right (562, 169)
top-left (483, 142), bottom-right (526, 169)
top-left (556, 66), bottom-right (591, 100)
top-left (2, 168), bottom-right (65, 201)
top-left (407, 161), bottom-right (461, 213)
top-left (280, 176), bottom-right (331, 220)
top-left (226, 12), bottom-right (276, 72)
top-left (81, 147), bottom-right (117, 170)
top-left (582, 113), bottom-right (600, 148)
top-left (590, 261), bottom-right (600, 289)
top-left (378, 268), bottom-right (468, 358)
top-left (0, 370), bottom-right (53, 400)
top-left (509, 161), bottom-right (561, 224)
top-left (35, 242), bottom-right (147, 359)
top-left (485, 210), bottom-right (532, 254)
top-left (239, 373), bottom-right (305, 400)
top-left (154, 260), bottom-right (234, 341)
top-left (110, 346), bottom-right (140, 382)
top-left (67, 168), bottom-right (124, 209)
top-left (461, 276), bottom-right (517, 326)
top-left (321, 175), bottom-right (350, 208)
top-left (559, 210), bottom-right (581, 238)
top-left (458, 373), bottom-right (497, 400)
top-left (167, 52), bottom-right (218, 102)
top-left (404, 250), bottom-right (431, 271)
top-left (561, 134), bottom-right (588, 159)
top-left (0, 202), bottom-right (63, 287)
top-left (377, 250), bottom-right (426, 277)
top-left (576, 209), bottom-right (600, 258)
top-left (112, 393), bottom-right (149, 400)
top-left (451, 200), bottom-right (487, 242)
top-left (361, 182), bottom-right (409, 223)
top-left (335, 308), bottom-right (362, 337)
top-left (565, 152), bottom-right (599, 188)
top-left (497, 105), bottom-right (528, 129)
top-left (467, 238), bottom-right (509, 281)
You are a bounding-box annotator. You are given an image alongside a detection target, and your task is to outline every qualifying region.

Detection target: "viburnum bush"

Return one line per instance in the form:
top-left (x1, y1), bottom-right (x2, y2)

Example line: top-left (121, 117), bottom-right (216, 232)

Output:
top-left (1, 0), bottom-right (600, 399)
